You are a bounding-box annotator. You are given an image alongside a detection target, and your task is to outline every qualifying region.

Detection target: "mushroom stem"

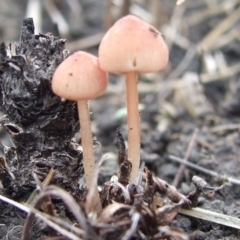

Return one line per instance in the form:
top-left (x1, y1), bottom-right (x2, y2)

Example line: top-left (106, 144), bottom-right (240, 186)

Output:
top-left (125, 72), bottom-right (141, 183)
top-left (77, 100), bottom-right (102, 212)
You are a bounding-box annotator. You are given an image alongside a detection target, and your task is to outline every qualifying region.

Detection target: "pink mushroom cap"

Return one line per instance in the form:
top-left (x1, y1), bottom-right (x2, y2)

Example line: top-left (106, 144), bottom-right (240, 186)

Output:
top-left (99, 15), bottom-right (169, 74)
top-left (52, 51), bottom-right (108, 101)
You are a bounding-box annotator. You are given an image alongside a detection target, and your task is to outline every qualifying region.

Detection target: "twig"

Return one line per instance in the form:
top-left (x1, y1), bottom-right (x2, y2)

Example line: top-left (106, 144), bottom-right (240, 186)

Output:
top-left (164, 3), bottom-right (185, 51)
top-left (179, 207), bottom-right (240, 230)
top-left (196, 137), bottom-right (215, 151)
top-left (22, 186), bottom-right (91, 240)
top-left (162, 25), bottom-right (191, 50)
top-left (120, 0), bottom-right (131, 16)
top-left (130, 4), bottom-right (152, 22)
top-left (150, 0), bottom-right (162, 29)
top-left (200, 62), bottom-right (240, 83)
top-left (0, 194), bottom-right (81, 240)
top-left (26, 168), bottom-right (55, 205)
top-left (210, 123), bottom-right (240, 133)
top-left (104, 0), bottom-right (113, 29)
top-left (112, 0), bottom-right (152, 22)
top-left (176, 0), bottom-right (186, 6)
top-left (25, 0), bottom-right (42, 34)
top-left (212, 28), bottom-right (240, 50)
top-left (172, 128), bottom-right (199, 187)
top-left (166, 45), bottom-right (196, 80)
top-left (66, 33), bottom-right (105, 52)
top-left (43, 0), bottom-right (70, 37)
top-left (66, 0), bottom-right (83, 23)
top-left (168, 155), bottom-right (240, 186)
top-left (197, 6), bottom-right (240, 52)
top-left (185, 6), bottom-right (225, 26)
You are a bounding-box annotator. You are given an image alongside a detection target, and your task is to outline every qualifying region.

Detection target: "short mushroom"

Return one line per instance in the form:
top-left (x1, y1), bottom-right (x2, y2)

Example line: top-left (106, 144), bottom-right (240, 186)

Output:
top-left (99, 15), bottom-right (169, 183)
top-left (52, 51), bottom-right (108, 212)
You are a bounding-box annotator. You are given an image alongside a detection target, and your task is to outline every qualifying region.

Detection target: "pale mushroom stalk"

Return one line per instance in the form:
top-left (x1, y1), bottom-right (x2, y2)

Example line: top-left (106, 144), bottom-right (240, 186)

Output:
top-left (52, 51), bottom-right (108, 213)
top-left (99, 15), bottom-right (169, 184)
top-left (77, 100), bottom-right (101, 212)
top-left (126, 72), bottom-right (140, 183)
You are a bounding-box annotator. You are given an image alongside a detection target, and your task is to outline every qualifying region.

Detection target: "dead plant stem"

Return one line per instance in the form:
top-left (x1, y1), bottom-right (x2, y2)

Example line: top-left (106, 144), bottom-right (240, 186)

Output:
top-left (169, 155), bottom-right (240, 186)
top-left (172, 128), bottom-right (199, 187)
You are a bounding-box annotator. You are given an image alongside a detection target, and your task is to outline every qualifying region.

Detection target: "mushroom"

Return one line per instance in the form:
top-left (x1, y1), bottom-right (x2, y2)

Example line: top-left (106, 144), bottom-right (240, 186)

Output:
top-left (98, 15), bottom-right (169, 183)
top-left (52, 51), bottom-right (108, 212)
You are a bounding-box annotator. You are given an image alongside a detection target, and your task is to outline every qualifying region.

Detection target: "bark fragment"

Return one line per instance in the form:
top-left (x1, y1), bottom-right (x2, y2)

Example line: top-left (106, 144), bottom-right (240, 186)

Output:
top-left (0, 18), bottom-right (83, 200)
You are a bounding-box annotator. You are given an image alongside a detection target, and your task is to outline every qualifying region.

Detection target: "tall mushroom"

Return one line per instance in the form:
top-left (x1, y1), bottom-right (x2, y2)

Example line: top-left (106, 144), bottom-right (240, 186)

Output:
top-left (52, 51), bottom-right (108, 212)
top-left (98, 15), bottom-right (169, 183)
